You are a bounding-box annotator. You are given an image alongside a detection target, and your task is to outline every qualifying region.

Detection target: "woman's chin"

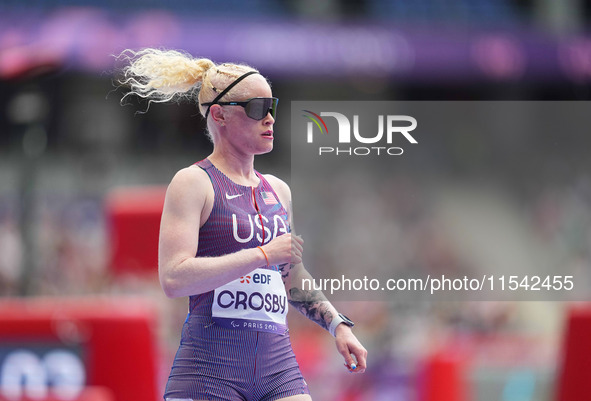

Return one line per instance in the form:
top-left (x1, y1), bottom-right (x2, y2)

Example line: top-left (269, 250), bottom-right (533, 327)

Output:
top-left (255, 144), bottom-right (274, 155)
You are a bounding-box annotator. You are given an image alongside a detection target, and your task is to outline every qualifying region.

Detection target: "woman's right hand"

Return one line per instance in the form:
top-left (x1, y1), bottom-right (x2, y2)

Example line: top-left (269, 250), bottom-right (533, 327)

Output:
top-left (261, 233), bottom-right (304, 266)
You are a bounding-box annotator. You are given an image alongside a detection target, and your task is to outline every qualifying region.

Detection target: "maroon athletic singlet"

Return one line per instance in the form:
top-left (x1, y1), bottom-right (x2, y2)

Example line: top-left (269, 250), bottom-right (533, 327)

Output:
top-left (164, 158), bottom-right (309, 401)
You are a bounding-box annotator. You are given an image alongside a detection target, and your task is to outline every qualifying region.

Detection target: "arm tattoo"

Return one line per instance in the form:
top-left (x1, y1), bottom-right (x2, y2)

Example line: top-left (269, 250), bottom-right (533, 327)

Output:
top-left (289, 287), bottom-right (334, 331)
top-left (278, 263), bottom-right (296, 284)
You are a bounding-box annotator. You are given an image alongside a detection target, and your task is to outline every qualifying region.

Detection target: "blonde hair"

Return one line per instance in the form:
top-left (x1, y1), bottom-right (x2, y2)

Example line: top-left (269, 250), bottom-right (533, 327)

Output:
top-left (117, 48), bottom-right (259, 119)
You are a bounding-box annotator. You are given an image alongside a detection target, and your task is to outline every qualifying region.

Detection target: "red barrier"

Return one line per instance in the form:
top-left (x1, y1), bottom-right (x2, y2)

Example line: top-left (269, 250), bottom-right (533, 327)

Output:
top-left (417, 351), bottom-right (468, 401)
top-left (555, 304), bottom-right (591, 401)
top-left (105, 186), bottom-right (166, 277)
top-left (0, 298), bottom-right (159, 401)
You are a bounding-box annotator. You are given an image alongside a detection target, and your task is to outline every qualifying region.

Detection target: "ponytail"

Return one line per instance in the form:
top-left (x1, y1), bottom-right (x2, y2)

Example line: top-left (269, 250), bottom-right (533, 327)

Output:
top-left (117, 47), bottom-right (260, 137)
top-left (117, 48), bottom-right (215, 107)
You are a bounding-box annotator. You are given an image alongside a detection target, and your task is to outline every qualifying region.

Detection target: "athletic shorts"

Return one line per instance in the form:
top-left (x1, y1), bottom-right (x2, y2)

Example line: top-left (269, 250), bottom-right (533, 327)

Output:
top-left (164, 314), bottom-right (310, 401)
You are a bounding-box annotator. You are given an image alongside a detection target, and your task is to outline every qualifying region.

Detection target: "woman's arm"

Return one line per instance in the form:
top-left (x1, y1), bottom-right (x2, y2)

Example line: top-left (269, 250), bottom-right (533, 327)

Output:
top-left (265, 174), bottom-right (368, 373)
top-left (158, 167), bottom-right (299, 298)
top-left (289, 263), bottom-right (367, 373)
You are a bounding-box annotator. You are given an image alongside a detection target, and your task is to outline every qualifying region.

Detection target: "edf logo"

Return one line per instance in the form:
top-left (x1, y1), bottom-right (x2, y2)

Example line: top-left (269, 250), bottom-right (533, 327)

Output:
top-left (240, 273), bottom-right (272, 285)
top-left (302, 110), bottom-right (418, 156)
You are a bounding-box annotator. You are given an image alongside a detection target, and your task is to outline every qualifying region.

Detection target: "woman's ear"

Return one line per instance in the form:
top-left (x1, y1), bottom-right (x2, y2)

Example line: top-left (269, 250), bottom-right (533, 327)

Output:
top-left (210, 104), bottom-right (226, 126)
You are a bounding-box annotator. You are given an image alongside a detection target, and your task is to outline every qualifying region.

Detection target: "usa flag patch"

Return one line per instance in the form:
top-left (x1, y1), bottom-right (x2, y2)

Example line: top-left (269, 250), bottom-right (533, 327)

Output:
top-left (261, 191), bottom-right (278, 205)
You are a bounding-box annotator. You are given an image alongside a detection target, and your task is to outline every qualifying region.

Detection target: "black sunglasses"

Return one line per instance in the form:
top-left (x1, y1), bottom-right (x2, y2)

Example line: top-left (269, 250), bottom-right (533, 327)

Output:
top-left (202, 97), bottom-right (278, 121)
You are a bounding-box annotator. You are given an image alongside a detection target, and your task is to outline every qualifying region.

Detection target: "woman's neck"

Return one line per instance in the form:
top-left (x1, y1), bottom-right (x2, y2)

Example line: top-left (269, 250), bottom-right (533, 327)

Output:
top-left (208, 148), bottom-right (259, 187)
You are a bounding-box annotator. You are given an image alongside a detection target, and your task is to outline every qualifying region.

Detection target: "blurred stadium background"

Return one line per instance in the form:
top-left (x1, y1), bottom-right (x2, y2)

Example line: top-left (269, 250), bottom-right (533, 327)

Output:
top-left (2, 1), bottom-right (591, 400)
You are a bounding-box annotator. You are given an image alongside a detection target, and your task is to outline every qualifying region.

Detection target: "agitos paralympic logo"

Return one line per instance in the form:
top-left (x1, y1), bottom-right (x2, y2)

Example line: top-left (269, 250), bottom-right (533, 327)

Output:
top-left (302, 110), bottom-right (418, 156)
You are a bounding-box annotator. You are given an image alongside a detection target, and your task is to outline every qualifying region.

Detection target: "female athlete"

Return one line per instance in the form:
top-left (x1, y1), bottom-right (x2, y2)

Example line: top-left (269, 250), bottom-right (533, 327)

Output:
top-left (118, 48), bottom-right (367, 401)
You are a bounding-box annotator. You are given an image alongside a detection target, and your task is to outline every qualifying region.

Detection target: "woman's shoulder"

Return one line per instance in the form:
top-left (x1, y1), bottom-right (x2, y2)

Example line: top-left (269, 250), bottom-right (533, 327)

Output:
top-left (167, 165), bottom-right (213, 197)
top-left (262, 173), bottom-right (291, 201)
top-left (172, 164), bottom-right (210, 183)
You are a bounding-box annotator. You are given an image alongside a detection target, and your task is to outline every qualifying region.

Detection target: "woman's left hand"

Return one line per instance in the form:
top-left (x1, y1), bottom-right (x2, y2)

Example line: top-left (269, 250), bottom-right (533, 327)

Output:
top-left (335, 324), bottom-right (367, 373)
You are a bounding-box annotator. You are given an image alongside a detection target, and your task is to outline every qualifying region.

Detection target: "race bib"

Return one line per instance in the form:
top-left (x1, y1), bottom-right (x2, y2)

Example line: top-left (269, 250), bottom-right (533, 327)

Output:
top-left (212, 268), bottom-right (288, 334)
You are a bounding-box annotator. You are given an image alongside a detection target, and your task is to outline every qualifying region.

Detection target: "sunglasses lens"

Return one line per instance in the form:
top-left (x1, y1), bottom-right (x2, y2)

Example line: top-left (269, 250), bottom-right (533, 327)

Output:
top-left (245, 98), bottom-right (278, 120)
top-left (270, 98), bottom-right (278, 119)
